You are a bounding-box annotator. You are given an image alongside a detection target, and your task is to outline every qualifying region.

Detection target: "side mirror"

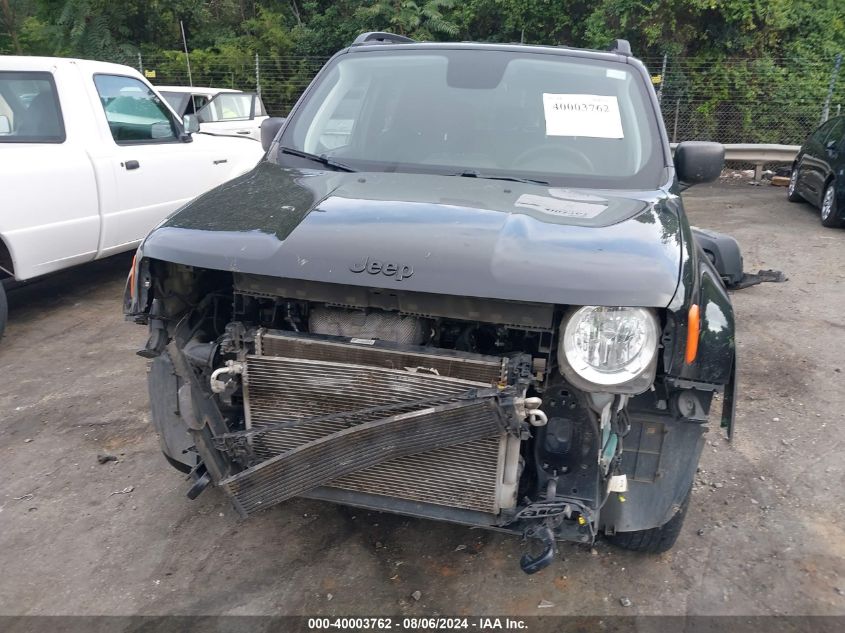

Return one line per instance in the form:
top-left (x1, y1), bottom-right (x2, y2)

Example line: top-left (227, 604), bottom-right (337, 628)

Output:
top-left (261, 117), bottom-right (286, 152)
top-left (0, 115), bottom-right (10, 135)
top-left (674, 141), bottom-right (724, 185)
top-left (183, 114), bottom-right (200, 134)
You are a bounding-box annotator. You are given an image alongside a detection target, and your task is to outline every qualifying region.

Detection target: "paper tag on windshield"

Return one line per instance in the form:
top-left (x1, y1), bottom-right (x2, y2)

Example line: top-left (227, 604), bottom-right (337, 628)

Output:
top-left (542, 93), bottom-right (624, 138)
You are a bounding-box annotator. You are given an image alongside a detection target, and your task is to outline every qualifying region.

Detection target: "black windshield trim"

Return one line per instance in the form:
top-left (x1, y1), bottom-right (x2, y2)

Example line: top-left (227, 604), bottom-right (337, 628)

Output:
top-left (448, 171), bottom-right (550, 185)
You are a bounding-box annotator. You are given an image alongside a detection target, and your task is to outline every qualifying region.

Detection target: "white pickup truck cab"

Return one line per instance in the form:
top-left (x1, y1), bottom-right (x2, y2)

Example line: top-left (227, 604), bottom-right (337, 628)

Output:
top-left (157, 86), bottom-right (269, 142)
top-left (0, 57), bottom-right (265, 336)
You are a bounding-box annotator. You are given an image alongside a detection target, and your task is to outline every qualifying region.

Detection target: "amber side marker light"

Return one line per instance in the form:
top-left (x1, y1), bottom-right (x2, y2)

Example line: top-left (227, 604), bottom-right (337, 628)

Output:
top-left (685, 304), bottom-right (700, 364)
top-left (128, 254), bottom-right (137, 301)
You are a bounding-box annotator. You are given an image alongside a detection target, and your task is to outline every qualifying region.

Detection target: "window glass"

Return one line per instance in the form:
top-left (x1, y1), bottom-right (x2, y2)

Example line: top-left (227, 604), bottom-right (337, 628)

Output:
top-left (316, 87), bottom-right (365, 150)
top-left (159, 90), bottom-right (188, 115)
top-left (822, 118), bottom-right (844, 146)
top-left (0, 71), bottom-right (65, 143)
top-left (198, 93), bottom-right (254, 122)
top-left (189, 94), bottom-right (209, 115)
top-left (279, 50), bottom-right (664, 188)
top-left (94, 74), bottom-right (177, 143)
top-left (811, 119), bottom-right (835, 143)
top-left (255, 96), bottom-right (268, 117)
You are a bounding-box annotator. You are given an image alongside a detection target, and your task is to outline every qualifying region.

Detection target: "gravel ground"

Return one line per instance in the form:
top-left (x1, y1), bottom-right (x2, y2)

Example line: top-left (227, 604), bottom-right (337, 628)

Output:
top-left (0, 181), bottom-right (843, 616)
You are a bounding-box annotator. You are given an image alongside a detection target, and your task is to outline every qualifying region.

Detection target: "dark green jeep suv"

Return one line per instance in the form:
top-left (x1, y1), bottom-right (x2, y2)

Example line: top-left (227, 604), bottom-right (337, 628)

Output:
top-left (126, 32), bottom-right (736, 574)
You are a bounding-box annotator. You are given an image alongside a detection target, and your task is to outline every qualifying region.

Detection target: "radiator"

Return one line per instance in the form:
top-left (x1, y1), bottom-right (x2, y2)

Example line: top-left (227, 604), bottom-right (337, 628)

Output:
top-left (224, 330), bottom-right (516, 516)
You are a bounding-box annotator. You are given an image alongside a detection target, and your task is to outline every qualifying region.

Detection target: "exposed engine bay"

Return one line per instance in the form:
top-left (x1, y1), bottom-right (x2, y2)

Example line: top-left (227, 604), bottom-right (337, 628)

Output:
top-left (136, 265), bottom-right (721, 574)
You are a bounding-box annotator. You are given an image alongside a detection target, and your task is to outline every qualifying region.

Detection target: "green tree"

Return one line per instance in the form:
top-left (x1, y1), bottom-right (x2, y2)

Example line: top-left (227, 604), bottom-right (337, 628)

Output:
top-left (2, 0), bottom-right (843, 140)
top-left (0, 0), bottom-right (24, 53)
top-left (51, 0), bottom-right (132, 57)
top-left (354, 0), bottom-right (458, 39)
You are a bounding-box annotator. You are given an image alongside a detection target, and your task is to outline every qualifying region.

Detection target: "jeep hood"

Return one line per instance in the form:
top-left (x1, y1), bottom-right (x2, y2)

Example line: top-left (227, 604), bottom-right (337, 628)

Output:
top-left (142, 161), bottom-right (683, 307)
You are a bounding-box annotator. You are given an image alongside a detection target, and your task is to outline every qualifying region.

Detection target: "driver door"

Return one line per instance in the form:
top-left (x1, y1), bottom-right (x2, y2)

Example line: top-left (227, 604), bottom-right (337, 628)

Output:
top-left (92, 74), bottom-right (236, 253)
top-left (798, 119), bottom-right (836, 202)
top-left (196, 92), bottom-right (266, 141)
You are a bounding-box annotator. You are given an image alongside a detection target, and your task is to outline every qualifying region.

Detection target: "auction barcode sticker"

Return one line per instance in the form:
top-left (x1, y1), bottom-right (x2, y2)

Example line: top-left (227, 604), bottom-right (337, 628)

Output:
top-left (542, 93), bottom-right (624, 138)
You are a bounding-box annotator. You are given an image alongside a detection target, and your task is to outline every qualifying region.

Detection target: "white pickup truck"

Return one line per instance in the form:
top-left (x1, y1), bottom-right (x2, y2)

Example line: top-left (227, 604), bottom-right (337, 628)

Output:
top-left (0, 57), bottom-right (265, 337)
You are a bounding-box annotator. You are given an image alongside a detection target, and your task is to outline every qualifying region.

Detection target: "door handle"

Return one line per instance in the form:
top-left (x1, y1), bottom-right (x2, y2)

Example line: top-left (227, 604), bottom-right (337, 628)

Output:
top-left (213, 159), bottom-right (228, 165)
top-left (236, 130), bottom-right (251, 135)
top-left (124, 160), bottom-right (140, 170)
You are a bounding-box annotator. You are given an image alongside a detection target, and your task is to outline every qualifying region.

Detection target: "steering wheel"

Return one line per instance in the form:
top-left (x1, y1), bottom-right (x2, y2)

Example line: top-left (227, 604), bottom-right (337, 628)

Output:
top-left (512, 145), bottom-right (595, 174)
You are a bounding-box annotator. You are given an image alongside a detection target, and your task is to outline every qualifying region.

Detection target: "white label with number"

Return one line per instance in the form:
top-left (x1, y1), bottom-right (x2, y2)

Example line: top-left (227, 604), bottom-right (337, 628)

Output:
top-left (542, 93), bottom-right (624, 139)
top-left (608, 474), bottom-right (629, 493)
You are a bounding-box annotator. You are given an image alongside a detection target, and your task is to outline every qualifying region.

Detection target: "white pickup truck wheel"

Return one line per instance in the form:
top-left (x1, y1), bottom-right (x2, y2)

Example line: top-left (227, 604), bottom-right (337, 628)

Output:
top-left (0, 282), bottom-right (7, 338)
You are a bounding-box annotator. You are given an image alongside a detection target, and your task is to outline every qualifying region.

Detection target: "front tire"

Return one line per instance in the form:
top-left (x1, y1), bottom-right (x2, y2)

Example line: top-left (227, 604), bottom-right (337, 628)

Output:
top-left (787, 167), bottom-right (803, 202)
top-left (0, 281), bottom-right (7, 339)
top-left (606, 485), bottom-right (692, 554)
top-left (820, 181), bottom-right (842, 228)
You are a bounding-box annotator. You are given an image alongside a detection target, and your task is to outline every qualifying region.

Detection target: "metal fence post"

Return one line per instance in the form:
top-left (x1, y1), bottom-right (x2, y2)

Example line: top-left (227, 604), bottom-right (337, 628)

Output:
top-left (673, 99), bottom-right (680, 143)
top-left (657, 53), bottom-right (667, 105)
top-left (255, 53), bottom-right (261, 98)
top-left (180, 20), bottom-right (193, 86)
top-left (137, 52), bottom-right (142, 74)
top-left (821, 53), bottom-right (842, 123)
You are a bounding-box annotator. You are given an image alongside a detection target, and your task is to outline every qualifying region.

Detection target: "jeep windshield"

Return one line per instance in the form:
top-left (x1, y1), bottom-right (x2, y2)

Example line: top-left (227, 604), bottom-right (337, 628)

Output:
top-left (277, 47), bottom-right (665, 189)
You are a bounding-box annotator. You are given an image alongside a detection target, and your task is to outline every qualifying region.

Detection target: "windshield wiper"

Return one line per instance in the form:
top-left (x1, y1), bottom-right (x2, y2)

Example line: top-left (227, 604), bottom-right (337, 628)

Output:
top-left (449, 170), bottom-right (549, 186)
top-left (279, 146), bottom-right (356, 172)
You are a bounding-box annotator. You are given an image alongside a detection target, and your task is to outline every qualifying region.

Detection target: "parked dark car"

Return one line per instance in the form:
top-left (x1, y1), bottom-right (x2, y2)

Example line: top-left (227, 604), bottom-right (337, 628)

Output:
top-left (125, 33), bottom-right (741, 574)
top-left (788, 115), bottom-right (845, 227)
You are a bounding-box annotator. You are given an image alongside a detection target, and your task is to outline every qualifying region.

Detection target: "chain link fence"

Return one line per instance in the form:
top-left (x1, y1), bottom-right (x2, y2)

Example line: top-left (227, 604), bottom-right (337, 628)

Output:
top-left (109, 52), bottom-right (844, 146)
top-left (109, 52), bottom-right (327, 116)
top-left (642, 56), bottom-right (844, 145)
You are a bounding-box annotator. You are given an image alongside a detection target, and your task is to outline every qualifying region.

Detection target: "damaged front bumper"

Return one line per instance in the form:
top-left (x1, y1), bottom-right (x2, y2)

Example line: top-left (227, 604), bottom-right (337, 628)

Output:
top-left (153, 321), bottom-right (708, 574)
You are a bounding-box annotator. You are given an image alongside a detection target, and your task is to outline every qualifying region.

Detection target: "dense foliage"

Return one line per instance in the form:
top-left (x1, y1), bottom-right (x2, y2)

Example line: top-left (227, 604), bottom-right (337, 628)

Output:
top-left (2, 1), bottom-right (844, 142)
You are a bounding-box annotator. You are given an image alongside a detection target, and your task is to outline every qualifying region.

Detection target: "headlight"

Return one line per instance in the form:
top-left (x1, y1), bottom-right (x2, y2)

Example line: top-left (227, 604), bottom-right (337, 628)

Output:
top-left (558, 306), bottom-right (660, 393)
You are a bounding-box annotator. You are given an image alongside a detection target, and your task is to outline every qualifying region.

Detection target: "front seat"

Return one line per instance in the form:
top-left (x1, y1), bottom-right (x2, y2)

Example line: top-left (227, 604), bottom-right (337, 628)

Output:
top-left (18, 91), bottom-right (62, 138)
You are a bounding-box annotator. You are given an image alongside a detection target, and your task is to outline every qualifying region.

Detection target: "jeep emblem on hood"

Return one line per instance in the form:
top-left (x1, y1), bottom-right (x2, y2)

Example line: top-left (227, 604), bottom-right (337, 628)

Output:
top-left (350, 256), bottom-right (414, 281)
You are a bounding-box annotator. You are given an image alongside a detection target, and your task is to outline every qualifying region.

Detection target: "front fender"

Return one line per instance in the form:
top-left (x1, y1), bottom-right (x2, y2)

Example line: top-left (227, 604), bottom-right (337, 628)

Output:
top-left (665, 215), bottom-right (736, 386)
top-left (694, 262), bottom-right (735, 384)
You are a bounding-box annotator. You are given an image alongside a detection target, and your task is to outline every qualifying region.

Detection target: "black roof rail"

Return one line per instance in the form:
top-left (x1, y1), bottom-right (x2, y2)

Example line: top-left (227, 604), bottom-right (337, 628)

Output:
top-left (352, 32), bottom-right (416, 46)
top-left (609, 39), bottom-right (632, 56)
